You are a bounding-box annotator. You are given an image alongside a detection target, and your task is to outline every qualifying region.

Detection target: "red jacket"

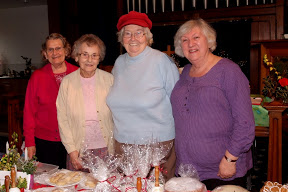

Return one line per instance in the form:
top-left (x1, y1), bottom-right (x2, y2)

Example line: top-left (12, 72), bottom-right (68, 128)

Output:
top-left (23, 61), bottom-right (78, 147)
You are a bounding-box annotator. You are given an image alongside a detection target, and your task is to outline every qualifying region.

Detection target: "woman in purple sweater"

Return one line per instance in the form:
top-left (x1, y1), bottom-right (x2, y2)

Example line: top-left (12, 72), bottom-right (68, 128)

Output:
top-left (170, 18), bottom-right (255, 190)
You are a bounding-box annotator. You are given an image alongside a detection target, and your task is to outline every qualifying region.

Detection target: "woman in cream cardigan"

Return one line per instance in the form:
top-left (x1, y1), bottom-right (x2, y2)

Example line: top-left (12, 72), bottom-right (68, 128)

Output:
top-left (56, 34), bottom-right (114, 170)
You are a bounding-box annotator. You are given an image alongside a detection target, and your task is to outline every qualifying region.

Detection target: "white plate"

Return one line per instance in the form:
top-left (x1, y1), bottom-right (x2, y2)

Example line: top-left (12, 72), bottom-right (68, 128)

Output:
top-left (45, 170), bottom-right (83, 188)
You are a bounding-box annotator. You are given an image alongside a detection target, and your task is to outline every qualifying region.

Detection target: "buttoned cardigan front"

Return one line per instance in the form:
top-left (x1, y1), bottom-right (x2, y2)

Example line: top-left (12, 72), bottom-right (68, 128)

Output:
top-left (56, 68), bottom-right (114, 154)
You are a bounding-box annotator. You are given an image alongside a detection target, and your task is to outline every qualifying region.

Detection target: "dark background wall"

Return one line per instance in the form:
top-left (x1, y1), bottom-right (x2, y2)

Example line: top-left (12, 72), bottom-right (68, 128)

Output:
top-left (47, 0), bottom-right (252, 80)
top-left (47, 0), bottom-right (119, 66)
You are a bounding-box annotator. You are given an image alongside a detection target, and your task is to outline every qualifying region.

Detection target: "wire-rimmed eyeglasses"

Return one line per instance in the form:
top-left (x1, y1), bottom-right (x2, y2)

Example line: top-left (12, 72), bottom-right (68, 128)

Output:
top-left (79, 53), bottom-right (100, 60)
top-left (123, 31), bottom-right (146, 39)
top-left (46, 47), bottom-right (64, 53)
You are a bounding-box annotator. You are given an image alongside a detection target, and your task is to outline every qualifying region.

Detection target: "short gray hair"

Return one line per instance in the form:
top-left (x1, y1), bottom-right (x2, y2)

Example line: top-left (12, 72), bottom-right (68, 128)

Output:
top-left (117, 26), bottom-right (154, 46)
top-left (174, 18), bottom-right (217, 57)
top-left (72, 34), bottom-right (106, 62)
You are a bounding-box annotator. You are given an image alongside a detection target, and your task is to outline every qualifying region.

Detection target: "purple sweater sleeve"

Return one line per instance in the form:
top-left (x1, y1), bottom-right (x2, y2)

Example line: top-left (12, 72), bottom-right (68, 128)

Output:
top-left (221, 61), bottom-right (255, 157)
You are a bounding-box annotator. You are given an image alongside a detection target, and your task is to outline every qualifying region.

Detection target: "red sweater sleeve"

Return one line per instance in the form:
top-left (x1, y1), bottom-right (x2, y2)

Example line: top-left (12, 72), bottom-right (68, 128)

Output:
top-left (23, 71), bottom-right (39, 147)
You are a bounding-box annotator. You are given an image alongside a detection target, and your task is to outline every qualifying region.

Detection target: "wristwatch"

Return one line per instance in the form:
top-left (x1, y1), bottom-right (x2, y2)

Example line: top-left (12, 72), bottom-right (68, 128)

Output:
top-left (224, 155), bottom-right (237, 162)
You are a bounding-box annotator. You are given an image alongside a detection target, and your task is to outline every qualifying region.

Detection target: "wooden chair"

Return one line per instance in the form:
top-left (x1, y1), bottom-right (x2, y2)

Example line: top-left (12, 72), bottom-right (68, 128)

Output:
top-left (8, 98), bottom-right (24, 154)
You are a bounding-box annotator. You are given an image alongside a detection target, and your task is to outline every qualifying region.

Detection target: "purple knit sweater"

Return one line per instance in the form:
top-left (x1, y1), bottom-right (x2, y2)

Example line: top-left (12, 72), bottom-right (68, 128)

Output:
top-left (170, 58), bottom-right (255, 181)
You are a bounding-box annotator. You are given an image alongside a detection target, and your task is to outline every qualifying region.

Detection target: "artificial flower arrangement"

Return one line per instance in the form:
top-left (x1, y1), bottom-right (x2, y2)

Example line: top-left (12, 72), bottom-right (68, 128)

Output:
top-left (0, 132), bottom-right (37, 191)
top-left (262, 54), bottom-right (288, 103)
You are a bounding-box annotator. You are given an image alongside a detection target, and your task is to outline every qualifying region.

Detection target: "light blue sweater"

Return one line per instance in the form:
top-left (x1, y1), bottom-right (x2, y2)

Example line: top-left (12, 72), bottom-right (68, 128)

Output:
top-left (107, 46), bottom-right (179, 144)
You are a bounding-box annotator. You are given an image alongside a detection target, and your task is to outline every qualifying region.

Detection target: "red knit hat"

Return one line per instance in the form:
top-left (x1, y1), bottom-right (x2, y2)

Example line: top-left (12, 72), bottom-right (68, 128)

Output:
top-left (117, 11), bottom-right (152, 31)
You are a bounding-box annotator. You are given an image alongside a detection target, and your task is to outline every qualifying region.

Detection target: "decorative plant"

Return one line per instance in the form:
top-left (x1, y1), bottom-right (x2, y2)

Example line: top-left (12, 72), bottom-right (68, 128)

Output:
top-left (21, 56), bottom-right (33, 76)
top-left (21, 56), bottom-right (32, 68)
top-left (0, 132), bottom-right (37, 175)
top-left (262, 54), bottom-right (288, 103)
top-left (0, 133), bottom-right (20, 171)
top-left (16, 156), bottom-right (37, 175)
top-left (17, 176), bottom-right (28, 189)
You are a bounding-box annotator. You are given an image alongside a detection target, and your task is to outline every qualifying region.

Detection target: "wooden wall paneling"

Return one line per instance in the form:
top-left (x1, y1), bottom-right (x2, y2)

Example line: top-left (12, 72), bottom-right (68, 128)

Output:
top-left (249, 15), bottom-right (277, 93)
top-left (0, 79), bottom-right (28, 113)
top-left (269, 15), bottom-right (276, 40)
top-left (276, 0), bottom-right (285, 39)
top-left (250, 16), bottom-right (276, 41)
top-left (259, 20), bottom-right (271, 40)
top-left (251, 20), bottom-right (261, 41)
top-left (0, 79), bottom-right (28, 135)
top-left (250, 16), bottom-right (275, 94)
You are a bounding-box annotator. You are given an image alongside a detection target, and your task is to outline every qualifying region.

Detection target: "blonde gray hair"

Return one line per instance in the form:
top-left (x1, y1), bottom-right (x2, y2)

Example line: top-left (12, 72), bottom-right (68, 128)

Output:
top-left (41, 33), bottom-right (71, 62)
top-left (71, 34), bottom-right (106, 62)
top-left (174, 18), bottom-right (217, 57)
top-left (117, 26), bottom-right (153, 46)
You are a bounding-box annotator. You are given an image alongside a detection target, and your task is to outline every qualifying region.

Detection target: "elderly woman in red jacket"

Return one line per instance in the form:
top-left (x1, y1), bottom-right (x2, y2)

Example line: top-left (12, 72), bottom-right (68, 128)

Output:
top-left (23, 33), bottom-right (78, 168)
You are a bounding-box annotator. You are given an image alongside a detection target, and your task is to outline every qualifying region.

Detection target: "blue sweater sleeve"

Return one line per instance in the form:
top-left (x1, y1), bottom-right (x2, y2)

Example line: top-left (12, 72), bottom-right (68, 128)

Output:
top-left (158, 54), bottom-right (180, 97)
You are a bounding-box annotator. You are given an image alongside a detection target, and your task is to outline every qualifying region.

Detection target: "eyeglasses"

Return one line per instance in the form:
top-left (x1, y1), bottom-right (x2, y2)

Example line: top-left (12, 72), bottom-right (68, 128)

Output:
top-left (46, 47), bottom-right (64, 53)
top-left (123, 31), bottom-right (146, 39)
top-left (79, 53), bottom-right (100, 60)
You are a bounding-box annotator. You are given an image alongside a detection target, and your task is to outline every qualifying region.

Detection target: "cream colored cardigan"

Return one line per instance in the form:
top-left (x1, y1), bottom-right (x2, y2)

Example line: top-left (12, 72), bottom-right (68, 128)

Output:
top-left (56, 68), bottom-right (114, 155)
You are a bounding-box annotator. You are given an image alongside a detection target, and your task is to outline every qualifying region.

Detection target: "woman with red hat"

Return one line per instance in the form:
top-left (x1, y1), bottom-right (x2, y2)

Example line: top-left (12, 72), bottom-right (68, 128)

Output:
top-left (107, 11), bottom-right (179, 181)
